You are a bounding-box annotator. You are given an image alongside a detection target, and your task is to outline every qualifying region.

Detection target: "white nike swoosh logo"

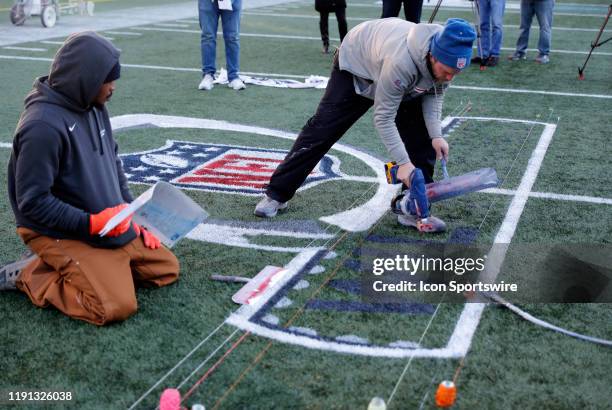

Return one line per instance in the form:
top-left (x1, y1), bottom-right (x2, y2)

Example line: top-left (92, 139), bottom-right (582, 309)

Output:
top-left (69, 123), bottom-right (76, 132)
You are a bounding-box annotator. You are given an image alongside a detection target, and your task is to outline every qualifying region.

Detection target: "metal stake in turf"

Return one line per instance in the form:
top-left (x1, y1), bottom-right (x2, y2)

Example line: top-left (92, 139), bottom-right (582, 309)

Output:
top-left (578, 4), bottom-right (611, 80)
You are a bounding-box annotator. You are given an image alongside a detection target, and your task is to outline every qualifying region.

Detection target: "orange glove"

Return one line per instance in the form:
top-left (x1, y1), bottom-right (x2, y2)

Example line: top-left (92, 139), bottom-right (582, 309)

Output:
top-left (89, 204), bottom-right (132, 237)
top-left (133, 223), bottom-right (161, 249)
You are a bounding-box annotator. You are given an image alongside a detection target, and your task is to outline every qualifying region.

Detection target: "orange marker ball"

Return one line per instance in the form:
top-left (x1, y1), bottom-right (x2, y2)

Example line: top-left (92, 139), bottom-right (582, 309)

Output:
top-left (435, 380), bottom-right (457, 408)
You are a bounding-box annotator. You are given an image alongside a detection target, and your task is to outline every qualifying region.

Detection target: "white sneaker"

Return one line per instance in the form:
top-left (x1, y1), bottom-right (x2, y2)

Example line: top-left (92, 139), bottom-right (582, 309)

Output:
top-left (198, 74), bottom-right (214, 91)
top-left (228, 78), bottom-right (246, 90)
top-left (254, 195), bottom-right (288, 217)
top-left (397, 214), bottom-right (447, 233)
top-left (0, 253), bottom-right (37, 291)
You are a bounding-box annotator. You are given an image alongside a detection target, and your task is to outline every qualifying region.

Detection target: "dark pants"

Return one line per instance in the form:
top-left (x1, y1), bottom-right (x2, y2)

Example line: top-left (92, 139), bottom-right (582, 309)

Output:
top-left (319, 7), bottom-right (348, 47)
top-left (381, 0), bottom-right (423, 23)
top-left (266, 57), bottom-right (436, 203)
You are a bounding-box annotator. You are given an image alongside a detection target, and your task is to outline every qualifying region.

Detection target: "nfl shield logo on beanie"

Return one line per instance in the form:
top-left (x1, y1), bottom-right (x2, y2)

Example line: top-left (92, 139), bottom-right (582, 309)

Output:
top-left (431, 18), bottom-right (477, 71)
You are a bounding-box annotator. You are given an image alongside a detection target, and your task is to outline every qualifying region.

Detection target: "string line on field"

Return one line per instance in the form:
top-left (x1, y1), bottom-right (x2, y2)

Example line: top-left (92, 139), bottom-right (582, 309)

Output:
top-left (386, 297), bottom-right (445, 407)
top-left (448, 110), bottom-right (558, 395)
top-left (386, 111), bottom-right (553, 406)
top-left (127, 321), bottom-right (227, 409)
top-left (181, 331), bottom-right (251, 403)
top-left (210, 100), bottom-right (472, 407)
top-left (477, 111), bottom-right (552, 232)
top-left (176, 328), bottom-right (242, 391)
top-left (180, 175), bottom-right (382, 403)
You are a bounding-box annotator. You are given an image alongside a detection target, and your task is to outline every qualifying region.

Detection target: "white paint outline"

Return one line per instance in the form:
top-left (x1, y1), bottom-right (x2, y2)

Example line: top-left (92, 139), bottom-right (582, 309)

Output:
top-left (227, 117), bottom-right (558, 358)
top-left (110, 114), bottom-right (397, 233)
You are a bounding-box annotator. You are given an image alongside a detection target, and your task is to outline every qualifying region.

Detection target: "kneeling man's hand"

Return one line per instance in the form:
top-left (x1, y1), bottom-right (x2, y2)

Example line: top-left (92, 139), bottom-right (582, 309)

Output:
top-left (133, 223), bottom-right (161, 249)
top-left (89, 204), bottom-right (132, 237)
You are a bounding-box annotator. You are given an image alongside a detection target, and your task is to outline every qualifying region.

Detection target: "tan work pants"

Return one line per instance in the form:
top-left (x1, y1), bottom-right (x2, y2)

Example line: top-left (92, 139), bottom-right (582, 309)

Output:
top-left (16, 228), bottom-right (179, 326)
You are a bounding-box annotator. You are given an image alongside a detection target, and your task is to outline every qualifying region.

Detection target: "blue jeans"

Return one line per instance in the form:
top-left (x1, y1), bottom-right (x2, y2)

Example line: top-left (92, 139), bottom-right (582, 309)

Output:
top-left (199, 0), bottom-right (242, 81)
top-left (477, 0), bottom-right (505, 58)
top-left (515, 0), bottom-right (554, 55)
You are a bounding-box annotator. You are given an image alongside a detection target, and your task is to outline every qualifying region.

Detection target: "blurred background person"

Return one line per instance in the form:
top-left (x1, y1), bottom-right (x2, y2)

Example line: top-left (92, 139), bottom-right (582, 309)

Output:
top-left (508, 0), bottom-right (554, 64)
top-left (198, 0), bottom-right (246, 90)
top-left (472, 0), bottom-right (506, 67)
top-left (315, 0), bottom-right (347, 54)
top-left (381, 0), bottom-right (423, 23)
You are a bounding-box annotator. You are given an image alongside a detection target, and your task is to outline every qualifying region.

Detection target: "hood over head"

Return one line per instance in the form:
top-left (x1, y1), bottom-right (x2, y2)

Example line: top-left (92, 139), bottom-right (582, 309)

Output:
top-left (46, 31), bottom-right (120, 110)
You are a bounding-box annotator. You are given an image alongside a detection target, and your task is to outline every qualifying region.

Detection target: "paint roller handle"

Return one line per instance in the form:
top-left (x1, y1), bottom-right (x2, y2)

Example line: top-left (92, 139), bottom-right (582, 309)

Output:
top-left (210, 274), bottom-right (251, 283)
top-left (440, 158), bottom-right (450, 180)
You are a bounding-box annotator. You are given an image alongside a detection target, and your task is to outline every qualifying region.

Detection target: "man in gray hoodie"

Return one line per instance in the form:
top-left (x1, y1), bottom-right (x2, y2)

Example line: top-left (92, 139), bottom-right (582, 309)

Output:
top-left (1, 32), bottom-right (179, 325)
top-left (255, 18), bottom-right (476, 233)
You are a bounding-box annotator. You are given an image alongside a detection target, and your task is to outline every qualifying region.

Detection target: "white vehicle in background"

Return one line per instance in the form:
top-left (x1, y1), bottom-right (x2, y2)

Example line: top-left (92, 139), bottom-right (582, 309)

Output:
top-left (10, 0), bottom-right (95, 28)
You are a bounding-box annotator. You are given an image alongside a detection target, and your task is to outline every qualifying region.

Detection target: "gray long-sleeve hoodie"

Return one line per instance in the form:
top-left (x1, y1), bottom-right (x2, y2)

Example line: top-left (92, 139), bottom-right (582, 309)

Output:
top-left (8, 31), bottom-right (136, 248)
top-left (339, 18), bottom-right (448, 166)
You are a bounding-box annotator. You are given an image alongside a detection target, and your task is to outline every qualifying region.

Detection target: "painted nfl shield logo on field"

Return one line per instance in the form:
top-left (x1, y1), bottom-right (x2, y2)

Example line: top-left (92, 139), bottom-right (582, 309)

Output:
top-left (121, 140), bottom-right (341, 195)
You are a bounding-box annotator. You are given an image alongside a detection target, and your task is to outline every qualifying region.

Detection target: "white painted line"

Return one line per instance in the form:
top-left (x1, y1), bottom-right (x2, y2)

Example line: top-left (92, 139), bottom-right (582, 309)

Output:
top-left (476, 45), bottom-right (612, 56)
top-left (226, 314), bottom-right (464, 358)
top-left (3, 46), bottom-right (47, 52)
top-left (153, 23), bottom-right (191, 28)
top-left (447, 123), bottom-right (557, 357)
top-left (351, 1), bottom-right (611, 18)
top-left (102, 37), bottom-right (114, 41)
top-left (136, 26), bottom-right (324, 40)
top-left (0, 55), bottom-right (53, 63)
top-left (452, 85), bottom-right (612, 99)
top-left (39, 40), bottom-right (64, 45)
top-left (132, 26), bottom-right (612, 56)
top-left (241, 11), bottom-right (612, 32)
top-left (186, 222), bottom-right (331, 253)
top-left (103, 31), bottom-right (143, 36)
top-left (1, 55), bottom-right (610, 100)
top-left (483, 188), bottom-right (612, 205)
top-left (341, 175), bottom-right (379, 183)
top-left (0, 142), bottom-right (12, 148)
top-left (226, 249), bottom-right (464, 358)
top-left (454, 115), bottom-right (552, 126)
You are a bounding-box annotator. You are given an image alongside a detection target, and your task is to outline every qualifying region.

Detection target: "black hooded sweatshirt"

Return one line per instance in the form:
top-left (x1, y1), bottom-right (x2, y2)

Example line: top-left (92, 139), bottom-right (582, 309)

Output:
top-left (8, 31), bottom-right (136, 248)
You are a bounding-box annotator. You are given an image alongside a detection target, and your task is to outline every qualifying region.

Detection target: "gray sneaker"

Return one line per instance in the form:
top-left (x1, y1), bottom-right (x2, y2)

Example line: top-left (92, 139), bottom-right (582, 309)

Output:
top-left (508, 52), bottom-right (526, 61)
top-left (254, 195), bottom-right (288, 218)
top-left (0, 252), bottom-right (37, 290)
top-left (535, 54), bottom-right (550, 64)
top-left (397, 214), bottom-right (447, 233)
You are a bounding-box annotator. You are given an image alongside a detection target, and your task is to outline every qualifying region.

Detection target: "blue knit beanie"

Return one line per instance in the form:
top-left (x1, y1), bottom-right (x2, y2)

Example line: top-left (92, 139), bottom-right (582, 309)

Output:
top-left (430, 18), bottom-right (476, 70)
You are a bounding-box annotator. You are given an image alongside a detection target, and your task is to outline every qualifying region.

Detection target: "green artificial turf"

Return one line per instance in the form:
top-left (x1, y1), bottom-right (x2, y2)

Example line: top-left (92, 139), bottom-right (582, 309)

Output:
top-left (0, 1), bottom-right (610, 409)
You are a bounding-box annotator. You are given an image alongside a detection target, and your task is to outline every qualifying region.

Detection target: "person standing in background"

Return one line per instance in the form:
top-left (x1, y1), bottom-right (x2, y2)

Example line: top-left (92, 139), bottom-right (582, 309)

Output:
top-left (508, 0), bottom-right (554, 64)
top-left (381, 0), bottom-right (423, 23)
top-left (198, 0), bottom-right (246, 90)
top-left (472, 0), bottom-right (506, 67)
top-left (315, 0), bottom-right (348, 54)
